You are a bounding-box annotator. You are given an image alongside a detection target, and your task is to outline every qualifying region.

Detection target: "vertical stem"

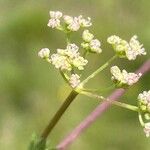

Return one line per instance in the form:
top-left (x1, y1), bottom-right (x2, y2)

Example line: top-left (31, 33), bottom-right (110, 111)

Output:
top-left (83, 50), bottom-right (88, 58)
top-left (66, 33), bottom-right (71, 44)
top-left (138, 112), bottom-right (145, 127)
top-left (60, 70), bottom-right (69, 84)
top-left (81, 55), bottom-right (117, 86)
top-left (41, 90), bottom-right (78, 139)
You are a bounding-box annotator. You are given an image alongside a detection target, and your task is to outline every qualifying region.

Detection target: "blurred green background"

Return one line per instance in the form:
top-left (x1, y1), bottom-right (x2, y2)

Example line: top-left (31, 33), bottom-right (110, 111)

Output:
top-left (0, 0), bottom-right (150, 150)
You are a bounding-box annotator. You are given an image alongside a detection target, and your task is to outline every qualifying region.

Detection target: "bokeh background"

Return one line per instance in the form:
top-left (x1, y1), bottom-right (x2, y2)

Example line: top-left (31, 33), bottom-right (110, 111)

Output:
top-left (0, 0), bottom-right (150, 150)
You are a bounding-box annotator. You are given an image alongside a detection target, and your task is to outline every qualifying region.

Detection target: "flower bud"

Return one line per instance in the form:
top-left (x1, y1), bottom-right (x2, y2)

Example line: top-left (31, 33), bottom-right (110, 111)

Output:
top-left (89, 39), bottom-right (102, 53)
top-left (82, 30), bottom-right (94, 42)
top-left (38, 48), bottom-right (50, 59)
top-left (63, 15), bottom-right (73, 24)
top-left (81, 42), bottom-right (90, 50)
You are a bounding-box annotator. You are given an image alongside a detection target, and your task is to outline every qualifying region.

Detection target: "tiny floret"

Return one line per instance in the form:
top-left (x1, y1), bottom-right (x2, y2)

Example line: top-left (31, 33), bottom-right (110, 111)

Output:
top-left (67, 17), bottom-right (80, 31)
top-left (81, 30), bottom-right (102, 54)
top-left (126, 35), bottom-right (146, 60)
top-left (38, 48), bottom-right (50, 59)
top-left (66, 43), bottom-right (79, 58)
top-left (63, 15), bottom-right (73, 24)
top-left (69, 74), bottom-right (80, 88)
top-left (51, 54), bottom-right (72, 71)
top-left (138, 90), bottom-right (150, 113)
top-left (66, 15), bottom-right (92, 32)
top-left (89, 39), bottom-right (102, 53)
top-left (48, 11), bottom-right (63, 28)
top-left (110, 66), bottom-right (142, 88)
top-left (82, 30), bottom-right (94, 42)
top-left (144, 122), bottom-right (150, 137)
top-left (78, 15), bottom-right (92, 27)
top-left (47, 19), bottom-right (61, 28)
top-left (138, 91), bottom-right (150, 102)
top-left (107, 35), bottom-right (121, 45)
top-left (72, 56), bottom-right (88, 70)
top-left (49, 11), bottom-right (63, 19)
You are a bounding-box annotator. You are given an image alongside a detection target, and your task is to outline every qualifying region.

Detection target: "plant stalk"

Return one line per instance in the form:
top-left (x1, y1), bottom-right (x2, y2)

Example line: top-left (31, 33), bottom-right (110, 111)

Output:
top-left (81, 91), bottom-right (139, 112)
top-left (41, 90), bottom-right (78, 139)
top-left (81, 55), bottom-right (117, 86)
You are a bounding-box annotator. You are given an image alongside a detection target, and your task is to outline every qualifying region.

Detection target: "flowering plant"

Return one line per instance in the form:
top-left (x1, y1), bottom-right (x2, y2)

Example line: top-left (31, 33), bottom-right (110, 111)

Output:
top-left (29, 10), bottom-right (149, 150)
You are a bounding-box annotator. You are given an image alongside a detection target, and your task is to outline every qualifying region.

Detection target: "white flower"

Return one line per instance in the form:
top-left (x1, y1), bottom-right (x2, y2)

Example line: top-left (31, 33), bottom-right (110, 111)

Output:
top-left (57, 44), bottom-right (79, 58)
top-left (47, 19), bottom-right (61, 28)
top-left (63, 15), bottom-right (73, 24)
top-left (138, 91), bottom-right (150, 112)
top-left (49, 11), bottom-right (62, 19)
top-left (51, 43), bottom-right (88, 71)
top-left (51, 54), bottom-right (71, 71)
top-left (69, 74), bottom-right (80, 88)
top-left (110, 66), bottom-right (142, 87)
top-left (89, 39), bottom-right (102, 53)
top-left (82, 30), bottom-right (94, 42)
top-left (107, 35), bottom-right (121, 45)
top-left (66, 43), bottom-right (79, 58)
top-left (107, 35), bottom-right (146, 60)
top-left (78, 15), bottom-right (92, 27)
top-left (110, 66), bottom-right (123, 82)
top-left (38, 48), bottom-right (50, 59)
top-left (72, 56), bottom-right (88, 70)
top-left (144, 122), bottom-right (150, 137)
top-left (122, 70), bottom-right (142, 86)
top-left (67, 17), bottom-right (80, 31)
top-left (48, 11), bottom-right (63, 28)
top-left (126, 35), bottom-right (146, 60)
top-left (66, 15), bottom-right (92, 31)
top-left (138, 91), bottom-right (150, 102)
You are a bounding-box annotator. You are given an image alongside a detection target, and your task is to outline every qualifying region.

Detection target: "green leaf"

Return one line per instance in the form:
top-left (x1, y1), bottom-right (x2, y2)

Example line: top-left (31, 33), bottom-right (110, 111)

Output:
top-left (28, 134), bottom-right (46, 150)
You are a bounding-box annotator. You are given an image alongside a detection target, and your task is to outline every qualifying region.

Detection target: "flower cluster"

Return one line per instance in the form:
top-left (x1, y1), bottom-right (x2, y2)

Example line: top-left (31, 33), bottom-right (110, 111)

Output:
top-left (138, 91), bottom-right (150, 113)
top-left (81, 30), bottom-right (102, 54)
top-left (138, 91), bottom-right (150, 137)
top-left (38, 48), bottom-right (50, 59)
top-left (110, 66), bottom-right (142, 88)
top-left (51, 44), bottom-right (88, 71)
top-left (69, 74), bottom-right (80, 88)
top-left (107, 35), bottom-right (146, 60)
top-left (47, 11), bottom-right (62, 28)
top-left (144, 122), bottom-right (150, 137)
top-left (39, 43), bottom-right (88, 71)
top-left (48, 11), bottom-right (92, 32)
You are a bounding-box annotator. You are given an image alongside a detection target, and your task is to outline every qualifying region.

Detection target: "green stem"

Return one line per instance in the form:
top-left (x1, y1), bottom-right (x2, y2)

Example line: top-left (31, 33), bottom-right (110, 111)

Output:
top-left (138, 112), bottom-right (145, 127)
top-left (80, 55), bottom-right (117, 86)
top-left (81, 91), bottom-right (139, 112)
top-left (66, 33), bottom-right (71, 44)
top-left (83, 50), bottom-right (88, 58)
top-left (60, 70), bottom-right (69, 84)
top-left (41, 90), bottom-right (78, 139)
